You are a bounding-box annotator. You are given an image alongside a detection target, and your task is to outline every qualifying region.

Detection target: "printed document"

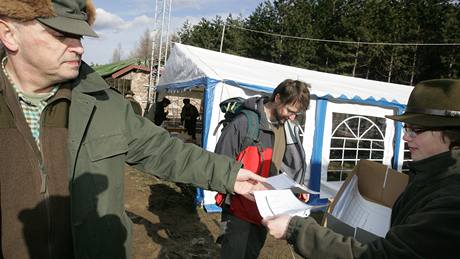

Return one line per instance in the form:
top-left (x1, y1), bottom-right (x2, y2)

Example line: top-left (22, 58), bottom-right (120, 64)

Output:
top-left (254, 189), bottom-right (311, 218)
top-left (266, 173), bottom-right (319, 194)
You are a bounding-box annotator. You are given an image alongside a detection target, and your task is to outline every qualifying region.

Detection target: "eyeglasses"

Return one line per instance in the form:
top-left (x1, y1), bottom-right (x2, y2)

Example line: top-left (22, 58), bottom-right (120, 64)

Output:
top-left (288, 111), bottom-right (304, 117)
top-left (403, 124), bottom-right (430, 138)
top-left (285, 108), bottom-right (303, 117)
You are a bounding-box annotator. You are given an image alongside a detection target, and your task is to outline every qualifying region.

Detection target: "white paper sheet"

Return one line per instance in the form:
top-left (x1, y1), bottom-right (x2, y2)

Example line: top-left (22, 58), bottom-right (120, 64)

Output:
top-left (254, 189), bottom-right (311, 218)
top-left (266, 173), bottom-right (319, 194)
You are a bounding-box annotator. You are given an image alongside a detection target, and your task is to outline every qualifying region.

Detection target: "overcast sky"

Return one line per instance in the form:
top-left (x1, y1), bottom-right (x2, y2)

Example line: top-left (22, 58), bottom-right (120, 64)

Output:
top-left (82, 0), bottom-right (266, 65)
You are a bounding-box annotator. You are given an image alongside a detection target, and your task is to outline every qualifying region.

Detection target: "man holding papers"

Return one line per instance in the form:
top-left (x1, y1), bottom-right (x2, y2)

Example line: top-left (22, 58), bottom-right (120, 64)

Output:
top-left (262, 79), bottom-right (460, 258)
top-left (215, 79), bottom-right (311, 259)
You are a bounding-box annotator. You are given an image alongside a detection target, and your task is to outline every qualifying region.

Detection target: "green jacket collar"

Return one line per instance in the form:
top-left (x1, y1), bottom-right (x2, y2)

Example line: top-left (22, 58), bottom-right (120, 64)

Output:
top-left (71, 62), bottom-right (110, 93)
top-left (408, 150), bottom-right (460, 182)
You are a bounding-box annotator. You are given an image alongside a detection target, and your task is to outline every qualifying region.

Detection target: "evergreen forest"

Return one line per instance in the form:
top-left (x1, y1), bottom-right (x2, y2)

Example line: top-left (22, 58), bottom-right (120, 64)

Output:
top-left (178, 0), bottom-right (460, 85)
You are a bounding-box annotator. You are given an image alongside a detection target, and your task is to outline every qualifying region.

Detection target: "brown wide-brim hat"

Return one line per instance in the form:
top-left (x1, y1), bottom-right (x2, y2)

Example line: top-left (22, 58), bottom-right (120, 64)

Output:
top-left (386, 79), bottom-right (460, 127)
top-left (0, 0), bottom-right (97, 37)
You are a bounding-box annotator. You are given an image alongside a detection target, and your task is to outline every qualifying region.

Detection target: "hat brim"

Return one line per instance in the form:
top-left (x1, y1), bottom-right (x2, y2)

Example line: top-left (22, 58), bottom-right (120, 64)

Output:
top-left (386, 113), bottom-right (460, 127)
top-left (37, 16), bottom-right (98, 37)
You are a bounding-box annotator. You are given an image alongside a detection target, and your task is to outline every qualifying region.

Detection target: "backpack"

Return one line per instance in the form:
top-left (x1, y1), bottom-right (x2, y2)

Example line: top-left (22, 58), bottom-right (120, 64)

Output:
top-left (214, 97), bottom-right (273, 225)
top-left (213, 97), bottom-right (260, 150)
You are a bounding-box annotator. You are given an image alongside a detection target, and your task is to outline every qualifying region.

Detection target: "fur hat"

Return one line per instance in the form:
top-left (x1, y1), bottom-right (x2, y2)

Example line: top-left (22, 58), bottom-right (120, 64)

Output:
top-left (386, 79), bottom-right (460, 127)
top-left (0, 0), bottom-right (97, 37)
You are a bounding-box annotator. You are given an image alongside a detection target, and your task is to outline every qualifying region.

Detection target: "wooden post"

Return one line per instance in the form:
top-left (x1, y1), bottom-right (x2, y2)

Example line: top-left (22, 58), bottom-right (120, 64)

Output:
top-left (448, 48), bottom-right (456, 78)
top-left (388, 48), bottom-right (394, 83)
top-left (220, 22), bottom-right (226, 53)
top-left (410, 45), bottom-right (418, 86)
top-left (352, 40), bottom-right (360, 77)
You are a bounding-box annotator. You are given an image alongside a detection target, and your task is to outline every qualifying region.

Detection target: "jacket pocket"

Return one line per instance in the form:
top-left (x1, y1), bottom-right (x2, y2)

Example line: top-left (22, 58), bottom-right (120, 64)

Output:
top-left (84, 133), bottom-right (129, 162)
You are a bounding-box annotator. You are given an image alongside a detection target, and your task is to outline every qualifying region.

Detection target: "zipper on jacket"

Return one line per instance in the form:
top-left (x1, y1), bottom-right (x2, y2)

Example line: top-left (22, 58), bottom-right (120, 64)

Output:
top-left (40, 169), bottom-right (47, 193)
top-left (39, 103), bottom-right (54, 259)
top-left (41, 171), bottom-right (53, 259)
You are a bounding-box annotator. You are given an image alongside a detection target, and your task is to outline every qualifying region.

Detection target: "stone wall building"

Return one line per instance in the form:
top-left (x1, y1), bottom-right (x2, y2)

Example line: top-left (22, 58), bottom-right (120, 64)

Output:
top-left (93, 60), bottom-right (203, 141)
top-left (93, 59), bottom-right (157, 115)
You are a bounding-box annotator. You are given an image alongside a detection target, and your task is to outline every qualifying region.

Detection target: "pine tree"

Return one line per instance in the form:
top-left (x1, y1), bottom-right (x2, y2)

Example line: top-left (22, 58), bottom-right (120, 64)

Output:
top-left (245, 1), bottom-right (281, 63)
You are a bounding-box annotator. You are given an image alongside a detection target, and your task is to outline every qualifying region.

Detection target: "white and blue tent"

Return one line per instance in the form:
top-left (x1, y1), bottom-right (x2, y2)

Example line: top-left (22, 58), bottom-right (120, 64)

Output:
top-left (157, 43), bottom-right (413, 210)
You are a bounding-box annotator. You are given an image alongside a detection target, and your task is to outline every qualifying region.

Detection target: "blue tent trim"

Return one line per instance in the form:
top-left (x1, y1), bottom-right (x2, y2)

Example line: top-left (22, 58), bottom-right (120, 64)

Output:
top-left (307, 98), bottom-right (329, 205)
top-left (202, 78), bottom-right (219, 149)
top-left (392, 109), bottom-right (406, 169)
top-left (222, 80), bottom-right (274, 94)
top-left (157, 77), bottom-right (207, 91)
top-left (312, 94), bottom-right (406, 110)
top-left (309, 98), bottom-right (328, 192)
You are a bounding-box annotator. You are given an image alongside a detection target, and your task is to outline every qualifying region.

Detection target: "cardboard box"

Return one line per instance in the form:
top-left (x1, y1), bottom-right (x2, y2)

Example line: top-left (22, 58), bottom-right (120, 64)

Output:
top-left (323, 160), bottom-right (409, 243)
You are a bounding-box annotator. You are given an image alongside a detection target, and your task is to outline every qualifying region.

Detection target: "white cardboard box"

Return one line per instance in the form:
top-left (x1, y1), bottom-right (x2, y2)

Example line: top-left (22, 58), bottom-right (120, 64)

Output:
top-left (323, 160), bottom-right (409, 243)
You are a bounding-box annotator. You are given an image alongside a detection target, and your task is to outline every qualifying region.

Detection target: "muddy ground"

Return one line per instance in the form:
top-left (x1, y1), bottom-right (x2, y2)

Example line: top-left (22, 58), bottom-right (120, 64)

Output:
top-left (124, 165), bottom-right (311, 259)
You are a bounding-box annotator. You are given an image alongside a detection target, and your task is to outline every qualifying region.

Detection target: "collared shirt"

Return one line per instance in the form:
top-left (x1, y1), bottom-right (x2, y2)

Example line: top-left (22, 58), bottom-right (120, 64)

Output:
top-left (1, 57), bottom-right (58, 150)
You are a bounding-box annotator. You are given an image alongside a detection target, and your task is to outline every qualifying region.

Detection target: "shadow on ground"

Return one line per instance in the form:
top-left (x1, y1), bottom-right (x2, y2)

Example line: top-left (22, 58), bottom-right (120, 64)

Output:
top-left (127, 182), bottom-right (219, 259)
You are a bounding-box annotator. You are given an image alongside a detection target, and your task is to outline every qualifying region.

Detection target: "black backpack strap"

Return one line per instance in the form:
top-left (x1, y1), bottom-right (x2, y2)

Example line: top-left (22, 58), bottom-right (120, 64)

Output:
top-left (240, 109), bottom-right (260, 150)
top-left (213, 120), bottom-right (225, 136)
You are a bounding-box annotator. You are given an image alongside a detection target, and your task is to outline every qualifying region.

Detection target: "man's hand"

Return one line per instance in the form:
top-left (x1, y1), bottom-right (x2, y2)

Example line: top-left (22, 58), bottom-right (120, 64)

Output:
top-left (233, 168), bottom-right (270, 201)
top-left (261, 214), bottom-right (292, 239)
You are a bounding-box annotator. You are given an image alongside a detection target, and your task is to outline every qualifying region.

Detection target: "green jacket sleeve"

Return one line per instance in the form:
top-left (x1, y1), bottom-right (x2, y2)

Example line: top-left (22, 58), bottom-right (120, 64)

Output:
top-left (286, 188), bottom-right (460, 259)
top-left (123, 103), bottom-right (241, 194)
top-left (286, 217), bottom-right (368, 259)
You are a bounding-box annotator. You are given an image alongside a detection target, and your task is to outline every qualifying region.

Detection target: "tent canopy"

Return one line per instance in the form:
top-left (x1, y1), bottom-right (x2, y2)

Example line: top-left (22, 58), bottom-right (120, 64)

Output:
top-left (158, 43), bottom-right (413, 105)
top-left (157, 43), bottom-right (415, 208)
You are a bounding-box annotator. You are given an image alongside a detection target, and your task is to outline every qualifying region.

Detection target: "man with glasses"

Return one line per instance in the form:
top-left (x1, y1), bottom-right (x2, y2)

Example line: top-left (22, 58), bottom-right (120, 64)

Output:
top-left (215, 79), bottom-right (311, 259)
top-left (262, 79), bottom-right (460, 258)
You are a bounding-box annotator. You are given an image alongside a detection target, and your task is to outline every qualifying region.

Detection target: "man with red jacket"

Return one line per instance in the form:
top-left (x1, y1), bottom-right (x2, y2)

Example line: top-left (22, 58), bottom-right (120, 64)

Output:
top-left (215, 79), bottom-right (311, 259)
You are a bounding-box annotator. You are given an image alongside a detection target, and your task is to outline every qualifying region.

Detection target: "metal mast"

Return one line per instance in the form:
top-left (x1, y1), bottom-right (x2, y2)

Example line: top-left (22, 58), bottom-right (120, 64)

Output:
top-left (164, 0), bottom-right (173, 64)
top-left (146, 0), bottom-right (172, 110)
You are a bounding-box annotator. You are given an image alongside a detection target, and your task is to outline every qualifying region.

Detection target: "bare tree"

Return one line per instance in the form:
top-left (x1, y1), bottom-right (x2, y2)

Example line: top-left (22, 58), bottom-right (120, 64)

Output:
top-left (129, 28), bottom-right (178, 68)
top-left (130, 28), bottom-right (152, 66)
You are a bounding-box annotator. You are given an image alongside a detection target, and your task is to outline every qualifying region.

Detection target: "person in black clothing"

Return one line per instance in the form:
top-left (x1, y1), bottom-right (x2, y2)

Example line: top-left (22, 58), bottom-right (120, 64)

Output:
top-left (181, 98), bottom-right (199, 140)
top-left (145, 98), bottom-right (171, 126)
top-left (154, 98), bottom-right (171, 126)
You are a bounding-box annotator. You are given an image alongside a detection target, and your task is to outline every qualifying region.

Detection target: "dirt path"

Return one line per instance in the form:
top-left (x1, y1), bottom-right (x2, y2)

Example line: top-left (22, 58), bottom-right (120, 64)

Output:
top-left (124, 165), bottom-right (303, 259)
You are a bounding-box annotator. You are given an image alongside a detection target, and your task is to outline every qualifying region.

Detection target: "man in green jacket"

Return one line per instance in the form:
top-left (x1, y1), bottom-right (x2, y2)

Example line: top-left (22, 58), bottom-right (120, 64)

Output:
top-left (263, 79), bottom-right (460, 258)
top-left (0, 0), bottom-right (266, 258)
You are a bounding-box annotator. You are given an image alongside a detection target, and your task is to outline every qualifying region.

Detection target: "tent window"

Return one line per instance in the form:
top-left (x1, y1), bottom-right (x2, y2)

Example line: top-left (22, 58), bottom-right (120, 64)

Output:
top-left (401, 143), bottom-right (411, 173)
top-left (327, 113), bottom-right (386, 181)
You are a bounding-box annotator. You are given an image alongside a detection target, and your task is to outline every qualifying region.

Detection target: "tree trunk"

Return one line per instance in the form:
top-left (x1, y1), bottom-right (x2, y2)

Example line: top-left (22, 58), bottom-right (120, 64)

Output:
top-left (352, 41), bottom-right (360, 77)
top-left (388, 49), bottom-right (394, 83)
top-left (410, 45), bottom-right (418, 86)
